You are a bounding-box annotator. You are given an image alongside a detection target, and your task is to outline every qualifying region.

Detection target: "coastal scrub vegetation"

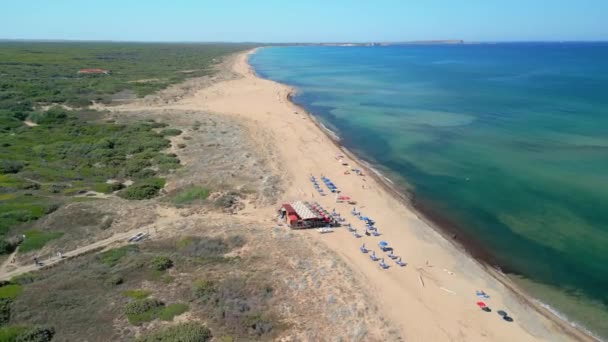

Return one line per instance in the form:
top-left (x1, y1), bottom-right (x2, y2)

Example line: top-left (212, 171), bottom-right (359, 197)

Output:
top-left (0, 42), bottom-right (253, 255)
top-left (169, 186), bottom-right (210, 207)
top-left (135, 322), bottom-right (212, 342)
top-left (124, 298), bottom-right (189, 325)
top-left (0, 42), bottom-right (255, 106)
top-left (0, 42), bottom-right (270, 341)
top-left (4, 233), bottom-right (281, 340)
top-left (0, 108), bottom-right (179, 252)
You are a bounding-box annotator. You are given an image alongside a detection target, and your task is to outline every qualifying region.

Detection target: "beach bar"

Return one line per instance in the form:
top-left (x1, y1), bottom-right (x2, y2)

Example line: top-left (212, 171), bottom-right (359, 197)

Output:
top-left (279, 201), bottom-right (338, 229)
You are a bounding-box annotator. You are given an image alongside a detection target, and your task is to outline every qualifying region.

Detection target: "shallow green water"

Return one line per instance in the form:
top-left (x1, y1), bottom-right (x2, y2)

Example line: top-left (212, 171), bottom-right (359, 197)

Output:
top-left (250, 43), bottom-right (608, 338)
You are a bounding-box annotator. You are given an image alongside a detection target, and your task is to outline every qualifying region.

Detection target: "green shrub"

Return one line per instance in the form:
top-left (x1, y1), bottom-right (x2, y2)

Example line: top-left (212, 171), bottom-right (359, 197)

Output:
top-left (93, 182), bottom-right (123, 194)
top-left (159, 128), bottom-right (182, 137)
top-left (192, 280), bottom-right (216, 302)
top-left (125, 298), bottom-right (163, 316)
top-left (148, 122), bottom-right (168, 129)
top-left (177, 143), bottom-right (186, 149)
top-left (0, 284), bottom-right (22, 300)
top-left (150, 256), bottom-right (173, 271)
top-left (0, 113), bottom-right (24, 133)
top-left (124, 299), bottom-right (164, 325)
top-left (158, 303), bottom-right (189, 321)
top-left (125, 158), bottom-right (152, 177)
top-left (122, 289), bottom-right (151, 300)
top-left (170, 186), bottom-right (209, 207)
top-left (135, 322), bottom-right (212, 342)
top-left (118, 178), bottom-right (165, 200)
top-left (124, 299), bottom-right (190, 325)
top-left (98, 245), bottom-right (138, 266)
top-left (0, 240), bottom-right (16, 255)
top-left (0, 326), bottom-right (27, 341)
top-left (154, 154), bottom-right (180, 170)
top-left (29, 107), bottom-right (69, 125)
top-left (244, 313), bottom-right (274, 337)
top-left (45, 183), bottom-right (68, 194)
top-left (104, 274), bottom-right (124, 286)
top-left (10, 273), bottom-right (38, 286)
top-left (0, 298), bottom-right (11, 325)
top-left (19, 230), bottom-right (63, 253)
top-left (14, 326), bottom-right (55, 342)
top-left (132, 168), bottom-right (157, 180)
top-left (0, 160), bottom-right (24, 174)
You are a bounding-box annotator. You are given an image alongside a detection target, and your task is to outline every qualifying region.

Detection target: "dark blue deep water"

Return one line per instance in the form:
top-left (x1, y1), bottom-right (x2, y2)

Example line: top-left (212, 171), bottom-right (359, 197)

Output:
top-left (249, 43), bottom-right (608, 337)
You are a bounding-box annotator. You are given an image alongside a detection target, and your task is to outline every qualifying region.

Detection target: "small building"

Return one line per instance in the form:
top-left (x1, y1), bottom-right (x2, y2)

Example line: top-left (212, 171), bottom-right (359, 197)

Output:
top-left (279, 201), bottom-right (337, 229)
top-left (77, 68), bottom-right (110, 75)
top-left (280, 203), bottom-right (300, 227)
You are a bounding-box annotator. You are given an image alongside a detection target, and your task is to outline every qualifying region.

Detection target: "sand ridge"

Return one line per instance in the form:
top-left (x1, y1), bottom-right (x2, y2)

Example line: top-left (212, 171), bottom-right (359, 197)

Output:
top-left (113, 49), bottom-right (591, 341)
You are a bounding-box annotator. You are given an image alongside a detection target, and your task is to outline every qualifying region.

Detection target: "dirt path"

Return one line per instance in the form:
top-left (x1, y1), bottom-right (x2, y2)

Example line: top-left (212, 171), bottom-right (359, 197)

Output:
top-left (0, 228), bottom-right (151, 281)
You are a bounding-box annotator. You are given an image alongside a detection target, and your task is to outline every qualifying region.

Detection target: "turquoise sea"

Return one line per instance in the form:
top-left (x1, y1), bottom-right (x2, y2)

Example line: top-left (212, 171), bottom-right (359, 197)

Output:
top-left (250, 43), bottom-right (608, 338)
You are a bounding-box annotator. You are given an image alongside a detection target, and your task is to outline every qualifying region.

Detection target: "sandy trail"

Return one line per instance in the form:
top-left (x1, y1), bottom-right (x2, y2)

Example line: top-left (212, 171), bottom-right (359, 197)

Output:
top-left (0, 228), bottom-right (146, 280)
top-left (94, 50), bottom-right (591, 341)
top-left (0, 206), bottom-right (182, 281)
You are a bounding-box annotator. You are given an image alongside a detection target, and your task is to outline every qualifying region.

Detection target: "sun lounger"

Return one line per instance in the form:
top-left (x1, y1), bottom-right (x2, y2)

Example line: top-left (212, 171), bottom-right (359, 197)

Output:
top-left (395, 257), bottom-right (406, 267)
top-left (372, 230), bottom-right (381, 237)
top-left (476, 291), bottom-right (490, 299)
top-left (369, 252), bottom-right (379, 261)
top-left (360, 244), bottom-right (368, 253)
top-left (317, 227), bottom-right (333, 234)
top-left (379, 259), bottom-right (389, 269)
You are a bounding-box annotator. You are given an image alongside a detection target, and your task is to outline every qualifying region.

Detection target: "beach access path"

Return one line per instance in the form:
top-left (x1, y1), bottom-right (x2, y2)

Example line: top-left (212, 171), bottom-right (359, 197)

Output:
top-left (0, 227), bottom-right (150, 281)
top-left (109, 49), bottom-right (592, 341)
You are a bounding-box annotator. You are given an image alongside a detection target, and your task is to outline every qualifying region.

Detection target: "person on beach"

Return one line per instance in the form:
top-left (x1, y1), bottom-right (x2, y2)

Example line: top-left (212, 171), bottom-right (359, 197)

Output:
top-left (33, 257), bottom-right (38, 266)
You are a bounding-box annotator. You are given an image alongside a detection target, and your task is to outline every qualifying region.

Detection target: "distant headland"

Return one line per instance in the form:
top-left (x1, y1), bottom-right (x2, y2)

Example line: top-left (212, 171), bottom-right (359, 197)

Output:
top-left (279, 40), bottom-right (464, 47)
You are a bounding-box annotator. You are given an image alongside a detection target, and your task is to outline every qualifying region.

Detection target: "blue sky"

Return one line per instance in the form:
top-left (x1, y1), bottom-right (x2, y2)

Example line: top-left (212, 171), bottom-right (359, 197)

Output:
top-left (1, 0), bottom-right (606, 42)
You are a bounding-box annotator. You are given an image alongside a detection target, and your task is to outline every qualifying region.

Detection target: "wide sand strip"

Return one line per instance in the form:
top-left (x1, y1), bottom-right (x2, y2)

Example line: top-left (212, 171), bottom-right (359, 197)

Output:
top-left (126, 49), bottom-right (591, 341)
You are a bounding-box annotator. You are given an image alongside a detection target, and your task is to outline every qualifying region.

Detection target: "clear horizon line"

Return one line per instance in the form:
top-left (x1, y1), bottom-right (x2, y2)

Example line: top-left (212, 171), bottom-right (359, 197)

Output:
top-left (1, 38), bottom-right (607, 44)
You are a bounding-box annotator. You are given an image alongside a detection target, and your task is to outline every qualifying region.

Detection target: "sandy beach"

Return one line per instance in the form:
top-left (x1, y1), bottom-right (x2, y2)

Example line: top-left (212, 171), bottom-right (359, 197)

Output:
top-left (114, 49), bottom-right (593, 341)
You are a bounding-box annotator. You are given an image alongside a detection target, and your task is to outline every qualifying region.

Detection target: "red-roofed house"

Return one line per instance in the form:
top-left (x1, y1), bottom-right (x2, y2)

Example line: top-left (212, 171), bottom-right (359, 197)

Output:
top-left (77, 68), bottom-right (110, 75)
top-left (280, 203), bottom-right (302, 228)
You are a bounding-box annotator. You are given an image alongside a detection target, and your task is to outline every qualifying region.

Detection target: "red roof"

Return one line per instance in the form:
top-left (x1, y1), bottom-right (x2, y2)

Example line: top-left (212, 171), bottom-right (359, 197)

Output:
top-left (281, 204), bottom-right (297, 216)
top-left (78, 68), bottom-right (109, 74)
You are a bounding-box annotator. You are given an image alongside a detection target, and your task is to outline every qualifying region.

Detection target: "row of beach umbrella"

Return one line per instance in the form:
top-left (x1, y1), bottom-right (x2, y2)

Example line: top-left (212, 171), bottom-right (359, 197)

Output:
top-left (321, 176), bottom-right (339, 193)
top-left (310, 176), bottom-right (326, 196)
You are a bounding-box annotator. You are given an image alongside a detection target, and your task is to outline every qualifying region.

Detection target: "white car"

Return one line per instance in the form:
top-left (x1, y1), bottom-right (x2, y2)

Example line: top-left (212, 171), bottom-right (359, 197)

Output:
top-left (128, 232), bottom-right (146, 242)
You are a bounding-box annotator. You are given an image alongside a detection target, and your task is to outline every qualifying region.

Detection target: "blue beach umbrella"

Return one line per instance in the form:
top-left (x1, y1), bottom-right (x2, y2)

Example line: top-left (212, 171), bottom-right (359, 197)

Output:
top-left (378, 241), bottom-right (388, 247)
